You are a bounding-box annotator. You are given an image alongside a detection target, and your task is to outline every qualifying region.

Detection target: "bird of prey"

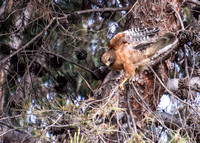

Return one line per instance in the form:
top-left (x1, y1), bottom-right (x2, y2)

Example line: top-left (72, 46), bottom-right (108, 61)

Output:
top-left (101, 27), bottom-right (176, 88)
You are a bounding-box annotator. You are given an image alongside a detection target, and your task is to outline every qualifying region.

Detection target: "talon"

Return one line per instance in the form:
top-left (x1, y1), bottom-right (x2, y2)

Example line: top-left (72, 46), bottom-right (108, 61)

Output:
top-left (119, 83), bottom-right (124, 90)
top-left (118, 78), bottom-right (128, 90)
top-left (128, 78), bottom-right (133, 84)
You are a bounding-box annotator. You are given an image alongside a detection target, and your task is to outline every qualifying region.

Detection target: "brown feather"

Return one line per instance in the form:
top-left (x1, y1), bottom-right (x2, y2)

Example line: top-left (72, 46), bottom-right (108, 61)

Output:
top-left (101, 29), bottom-right (176, 79)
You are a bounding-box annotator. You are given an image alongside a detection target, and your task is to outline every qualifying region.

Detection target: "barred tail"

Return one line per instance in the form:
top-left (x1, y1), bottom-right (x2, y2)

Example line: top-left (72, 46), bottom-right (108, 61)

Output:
top-left (123, 27), bottom-right (159, 43)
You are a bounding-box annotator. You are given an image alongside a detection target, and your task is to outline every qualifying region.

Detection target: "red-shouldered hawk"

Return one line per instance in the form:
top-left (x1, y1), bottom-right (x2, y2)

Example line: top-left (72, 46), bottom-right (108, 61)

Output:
top-left (101, 27), bottom-right (176, 88)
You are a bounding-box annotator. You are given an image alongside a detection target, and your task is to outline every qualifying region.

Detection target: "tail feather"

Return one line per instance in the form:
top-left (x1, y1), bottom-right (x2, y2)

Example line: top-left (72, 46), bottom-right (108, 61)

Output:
top-left (145, 32), bottom-right (176, 57)
top-left (123, 27), bottom-right (159, 43)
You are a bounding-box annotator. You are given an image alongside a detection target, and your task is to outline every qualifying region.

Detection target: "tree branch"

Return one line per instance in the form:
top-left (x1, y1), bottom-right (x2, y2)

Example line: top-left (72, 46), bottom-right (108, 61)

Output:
top-left (153, 111), bottom-right (200, 141)
top-left (167, 77), bottom-right (200, 92)
top-left (154, 111), bottom-right (182, 128)
top-left (186, 0), bottom-right (200, 6)
top-left (0, 121), bottom-right (34, 143)
top-left (72, 7), bottom-right (130, 15)
top-left (0, 17), bottom-right (56, 64)
top-left (43, 50), bottom-right (94, 74)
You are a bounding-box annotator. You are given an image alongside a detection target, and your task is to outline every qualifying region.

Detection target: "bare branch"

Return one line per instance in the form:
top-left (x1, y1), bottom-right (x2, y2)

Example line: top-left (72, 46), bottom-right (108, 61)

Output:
top-left (43, 50), bottom-right (94, 74)
top-left (73, 7), bottom-right (130, 15)
top-left (186, 0), bottom-right (200, 6)
top-left (154, 111), bottom-right (182, 128)
top-left (167, 77), bottom-right (200, 92)
top-left (0, 17), bottom-right (56, 64)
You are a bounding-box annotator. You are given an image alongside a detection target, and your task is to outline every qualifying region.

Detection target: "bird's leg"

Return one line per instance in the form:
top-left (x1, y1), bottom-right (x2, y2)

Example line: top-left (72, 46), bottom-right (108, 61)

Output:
top-left (128, 77), bottom-right (138, 87)
top-left (118, 63), bottom-right (136, 90)
top-left (119, 77), bottom-right (128, 90)
top-left (128, 77), bottom-right (133, 84)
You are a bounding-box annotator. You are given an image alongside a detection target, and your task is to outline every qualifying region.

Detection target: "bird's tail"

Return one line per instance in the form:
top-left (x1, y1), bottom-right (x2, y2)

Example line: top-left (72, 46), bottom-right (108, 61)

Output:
top-left (123, 27), bottom-right (160, 43)
top-left (145, 32), bottom-right (177, 57)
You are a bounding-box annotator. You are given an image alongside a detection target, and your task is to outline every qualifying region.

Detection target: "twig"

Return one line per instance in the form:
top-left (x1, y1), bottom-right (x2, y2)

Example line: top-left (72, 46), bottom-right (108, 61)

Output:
top-left (43, 50), bottom-right (94, 74)
top-left (154, 111), bottom-right (182, 128)
top-left (101, 85), bottom-right (119, 108)
top-left (173, 8), bottom-right (185, 30)
top-left (183, 46), bottom-right (189, 78)
top-left (5, 47), bottom-right (44, 112)
top-left (71, 7), bottom-right (130, 16)
top-left (124, 111), bottom-right (135, 134)
top-left (95, 1), bottom-right (138, 33)
top-left (0, 121), bottom-right (32, 135)
top-left (0, 17), bottom-right (56, 64)
top-left (126, 85), bottom-right (137, 134)
top-left (76, 69), bottom-right (94, 93)
top-left (130, 82), bottom-right (153, 113)
top-left (147, 65), bottom-right (200, 117)
top-left (130, 81), bottom-right (183, 134)
top-left (43, 114), bottom-right (63, 132)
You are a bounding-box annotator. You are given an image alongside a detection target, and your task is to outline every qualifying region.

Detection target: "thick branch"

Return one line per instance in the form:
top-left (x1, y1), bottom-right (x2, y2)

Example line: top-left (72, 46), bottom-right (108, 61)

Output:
top-left (167, 77), bottom-right (200, 91)
top-left (154, 111), bottom-right (182, 128)
top-left (153, 111), bottom-right (200, 141)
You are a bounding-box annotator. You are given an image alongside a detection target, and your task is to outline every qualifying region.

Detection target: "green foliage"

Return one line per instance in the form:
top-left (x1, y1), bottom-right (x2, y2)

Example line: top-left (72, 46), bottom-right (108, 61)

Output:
top-left (168, 130), bottom-right (189, 143)
top-left (70, 128), bottom-right (87, 143)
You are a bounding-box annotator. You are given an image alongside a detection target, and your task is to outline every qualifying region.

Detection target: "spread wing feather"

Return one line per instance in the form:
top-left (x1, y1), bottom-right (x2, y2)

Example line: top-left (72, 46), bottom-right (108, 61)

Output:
top-left (123, 27), bottom-right (159, 43)
top-left (134, 42), bottom-right (153, 50)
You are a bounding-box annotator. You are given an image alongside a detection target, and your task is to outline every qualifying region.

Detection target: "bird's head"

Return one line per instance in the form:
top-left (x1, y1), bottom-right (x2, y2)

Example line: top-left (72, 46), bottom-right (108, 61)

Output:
top-left (101, 50), bottom-right (116, 66)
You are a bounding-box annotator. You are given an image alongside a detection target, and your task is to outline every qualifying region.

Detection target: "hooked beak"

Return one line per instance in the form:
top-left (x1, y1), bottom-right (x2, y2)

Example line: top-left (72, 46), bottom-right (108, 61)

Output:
top-left (105, 62), bottom-right (109, 66)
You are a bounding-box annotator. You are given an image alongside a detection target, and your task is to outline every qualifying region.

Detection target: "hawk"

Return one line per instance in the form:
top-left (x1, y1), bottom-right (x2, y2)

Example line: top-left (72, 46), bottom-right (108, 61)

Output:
top-left (101, 27), bottom-right (176, 88)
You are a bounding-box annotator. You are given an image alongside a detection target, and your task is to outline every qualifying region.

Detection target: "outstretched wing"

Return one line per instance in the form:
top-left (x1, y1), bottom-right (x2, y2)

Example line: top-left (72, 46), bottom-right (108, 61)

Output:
top-left (123, 27), bottom-right (160, 51)
top-left (123, 27), bottom-right (159, 44)
top-left (109, 27), bottom-right (159, 51)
